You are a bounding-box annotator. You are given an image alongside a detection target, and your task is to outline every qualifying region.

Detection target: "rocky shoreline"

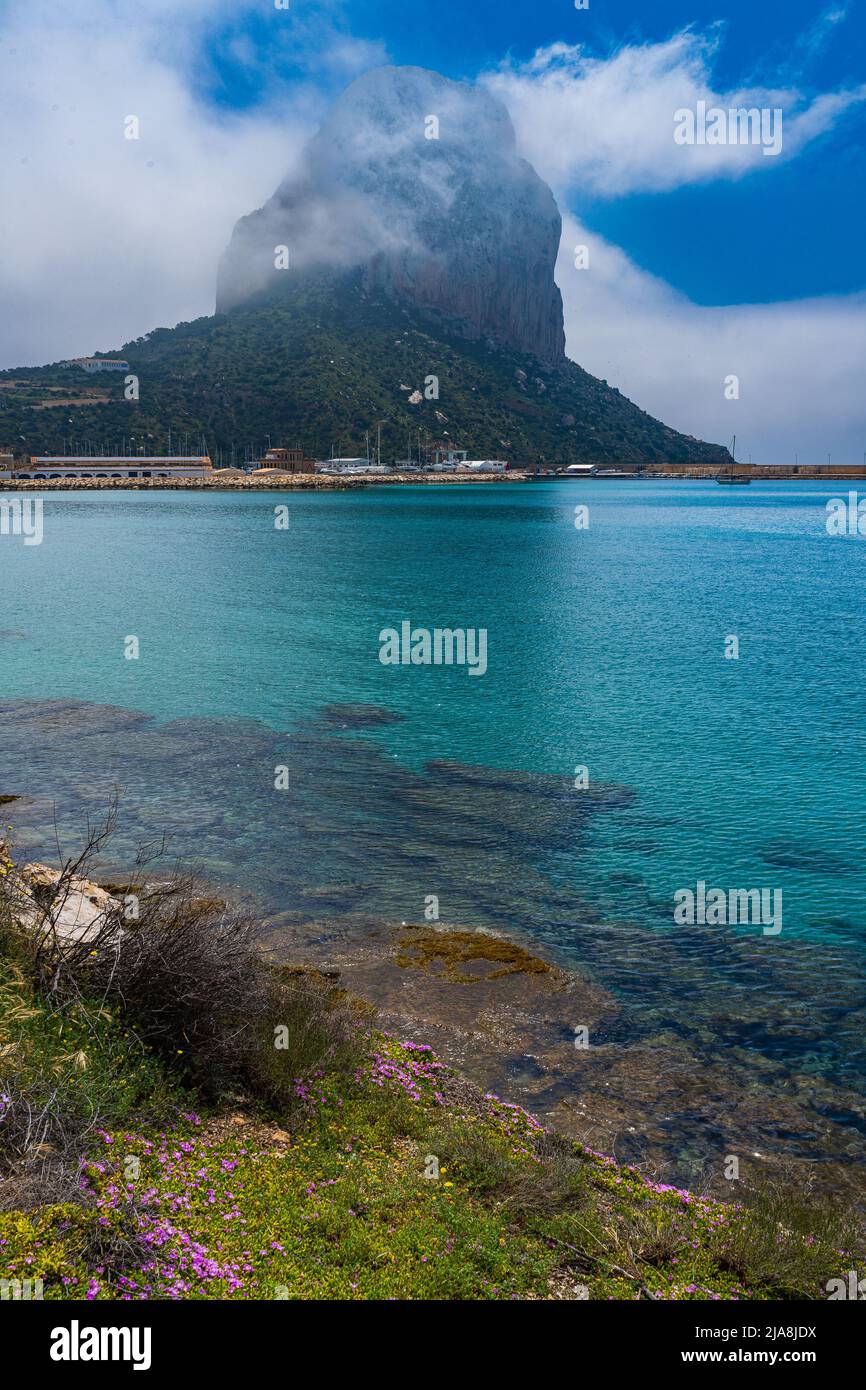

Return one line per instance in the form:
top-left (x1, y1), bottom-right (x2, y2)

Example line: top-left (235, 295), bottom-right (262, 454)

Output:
top-left (5, 469), bottom-right (864, 490)
top-left (10, 839), bottom-right (863, 1208)
top-left (3, 697), bottom-right (864, 1206)
top-left (1, 472), bottom-right (525, 492)
top-left (259, 913), bottom-right (866, 1206)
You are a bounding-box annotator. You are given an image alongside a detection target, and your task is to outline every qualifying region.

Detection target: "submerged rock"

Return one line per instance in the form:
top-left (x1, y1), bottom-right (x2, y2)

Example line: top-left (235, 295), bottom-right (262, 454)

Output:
top-left (319, 703), bottom-right (405, 728)
top-left (0, 699), bottom-right (152, 737)
top-left (761, 840), bottom-right (856, 875)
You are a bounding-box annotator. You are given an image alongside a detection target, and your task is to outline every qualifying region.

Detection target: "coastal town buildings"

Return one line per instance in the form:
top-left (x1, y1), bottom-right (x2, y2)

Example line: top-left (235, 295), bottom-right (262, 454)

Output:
top-left (254, 446), bottom-right (314, 473)
top-left (431, 449), bottom-right (507, 473)
top-left (63, 358), bottom-right (131, 374)
top-left (14, 455), bottom-right (213, 479)
top-left (315, 457), bottom-right (388, 475)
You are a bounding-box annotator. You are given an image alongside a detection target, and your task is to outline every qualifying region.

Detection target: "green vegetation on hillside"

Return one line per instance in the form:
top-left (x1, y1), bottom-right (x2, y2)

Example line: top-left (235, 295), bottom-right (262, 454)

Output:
top-left (0, 273), bottom-right (729, 468)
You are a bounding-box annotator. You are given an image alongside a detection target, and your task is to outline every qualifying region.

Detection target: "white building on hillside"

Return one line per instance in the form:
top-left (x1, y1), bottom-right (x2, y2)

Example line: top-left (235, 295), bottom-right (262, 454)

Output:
top-left (64, 358), bottom-right (131, 374)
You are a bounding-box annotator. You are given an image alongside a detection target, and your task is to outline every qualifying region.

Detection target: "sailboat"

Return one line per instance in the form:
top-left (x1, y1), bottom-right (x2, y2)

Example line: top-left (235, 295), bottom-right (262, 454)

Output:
top-left (717, 435), bottom-right (751, 484)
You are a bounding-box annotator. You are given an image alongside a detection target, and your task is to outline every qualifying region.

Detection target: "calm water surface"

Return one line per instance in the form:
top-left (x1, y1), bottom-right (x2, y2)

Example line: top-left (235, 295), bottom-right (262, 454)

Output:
top-left (2, 481), bottom-right (865, 1176)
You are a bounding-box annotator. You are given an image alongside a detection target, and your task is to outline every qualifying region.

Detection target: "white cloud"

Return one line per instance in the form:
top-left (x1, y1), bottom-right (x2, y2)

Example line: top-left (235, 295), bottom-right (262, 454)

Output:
top-left (0, 5), bottom-right (862, 466)
top-left (483, 32), bottom-right (866, 196)
top-left (793, 3), bottom-right (849, 64)
top-left (558, 214), bottom-right (866, 465)
top-left (0, 0), bottom-right (384, 367)
top-left (484, 28), bottom-right (866, 463)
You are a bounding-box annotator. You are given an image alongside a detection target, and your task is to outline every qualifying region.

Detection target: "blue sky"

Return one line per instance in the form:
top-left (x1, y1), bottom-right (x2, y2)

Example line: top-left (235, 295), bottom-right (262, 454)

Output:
top-left (199, 0), bottom-right (866, 306)
top-left (1, 0), bottom-right (864, 462)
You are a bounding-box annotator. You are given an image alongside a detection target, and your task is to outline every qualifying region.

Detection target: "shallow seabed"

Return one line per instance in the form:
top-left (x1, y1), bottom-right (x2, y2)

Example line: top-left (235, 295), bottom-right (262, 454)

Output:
top-left (2, 482), bottom-right (864, 1192)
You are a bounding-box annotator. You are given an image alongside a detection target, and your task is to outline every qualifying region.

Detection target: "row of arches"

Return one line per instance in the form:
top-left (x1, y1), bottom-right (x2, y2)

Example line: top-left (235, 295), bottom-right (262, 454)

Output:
top-left (15, 472), bottom-right (173, 480)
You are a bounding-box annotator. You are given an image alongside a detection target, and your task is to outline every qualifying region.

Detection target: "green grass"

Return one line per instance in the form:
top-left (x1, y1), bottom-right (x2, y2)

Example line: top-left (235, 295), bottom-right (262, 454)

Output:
top-left (0, 937), bottom-right (182, 1154)
top-left (0, 918), bottom-right (860, 1301)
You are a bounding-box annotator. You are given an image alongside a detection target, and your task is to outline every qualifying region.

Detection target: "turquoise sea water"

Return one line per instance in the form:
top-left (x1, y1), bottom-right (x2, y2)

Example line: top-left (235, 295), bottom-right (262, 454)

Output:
top-left (2, 481), bottom-right (865, 1176)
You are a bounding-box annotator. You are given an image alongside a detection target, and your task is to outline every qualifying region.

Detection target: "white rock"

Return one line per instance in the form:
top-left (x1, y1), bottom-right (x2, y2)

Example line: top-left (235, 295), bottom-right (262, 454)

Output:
top-left (10, 862), bottom-right (121, 944)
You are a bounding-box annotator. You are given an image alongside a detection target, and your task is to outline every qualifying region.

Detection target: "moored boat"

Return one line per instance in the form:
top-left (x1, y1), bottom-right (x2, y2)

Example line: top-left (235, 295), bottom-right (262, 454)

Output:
top-left (717, 435), bottom-right (751, 484)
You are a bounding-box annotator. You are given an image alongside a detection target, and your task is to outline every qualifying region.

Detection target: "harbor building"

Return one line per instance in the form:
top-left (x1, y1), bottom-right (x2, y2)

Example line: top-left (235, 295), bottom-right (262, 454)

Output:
top-left (253, 446), bottom-right (315, 474)
top-left (315, 457), bottom-right (390, 475)
top-left (430, 449), bottom-right (508, 473)
top-left (458, 459), bottom-right (508, 474)
top-left (15, 455), bottom-right (213, 480)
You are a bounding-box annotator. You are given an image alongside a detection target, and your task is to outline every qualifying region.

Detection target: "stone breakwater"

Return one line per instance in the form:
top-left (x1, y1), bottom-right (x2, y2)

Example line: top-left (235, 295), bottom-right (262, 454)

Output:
top-left (1, 472), bottom-right (526, 492)
top-left (7, 468), bottom-right (861, 490)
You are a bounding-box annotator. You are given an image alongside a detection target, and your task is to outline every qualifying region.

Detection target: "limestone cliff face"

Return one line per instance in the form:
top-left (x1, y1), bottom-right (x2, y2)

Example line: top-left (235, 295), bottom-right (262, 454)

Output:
top-left (216, 66), bottom-right (566, 365)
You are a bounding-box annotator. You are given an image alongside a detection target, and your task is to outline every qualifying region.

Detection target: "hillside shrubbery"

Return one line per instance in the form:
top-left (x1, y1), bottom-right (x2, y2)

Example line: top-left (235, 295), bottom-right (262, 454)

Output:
top-left (0, 273), bottom-right (730, 468)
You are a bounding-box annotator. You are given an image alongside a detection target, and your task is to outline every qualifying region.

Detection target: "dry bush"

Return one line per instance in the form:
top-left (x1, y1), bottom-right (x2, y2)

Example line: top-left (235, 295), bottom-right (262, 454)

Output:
top-left (507, 1132), bottom-right (592, 1219)
top-left (426, 1115), bottom-right (516, 1197)
top-left (78, 881), bottom-right (365, 1104)
top-left (6, 798), bottom-right (127, 995)
top-left (2, 805), bottom-right (366, 1112)
top-left (713, 1174), bottom-right (863, 1298)
top-left (605, 1197), bottom-right (691, 1269)
top-left (0, 1069), bottom-right (91, 1212)
top-left (75, 1197), bottom-right (153, 1279)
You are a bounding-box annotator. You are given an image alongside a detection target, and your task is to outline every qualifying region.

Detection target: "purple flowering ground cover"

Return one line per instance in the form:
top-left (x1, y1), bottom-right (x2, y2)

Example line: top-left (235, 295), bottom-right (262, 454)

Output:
top-left (1, 944), bottom-right (859, 1300)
